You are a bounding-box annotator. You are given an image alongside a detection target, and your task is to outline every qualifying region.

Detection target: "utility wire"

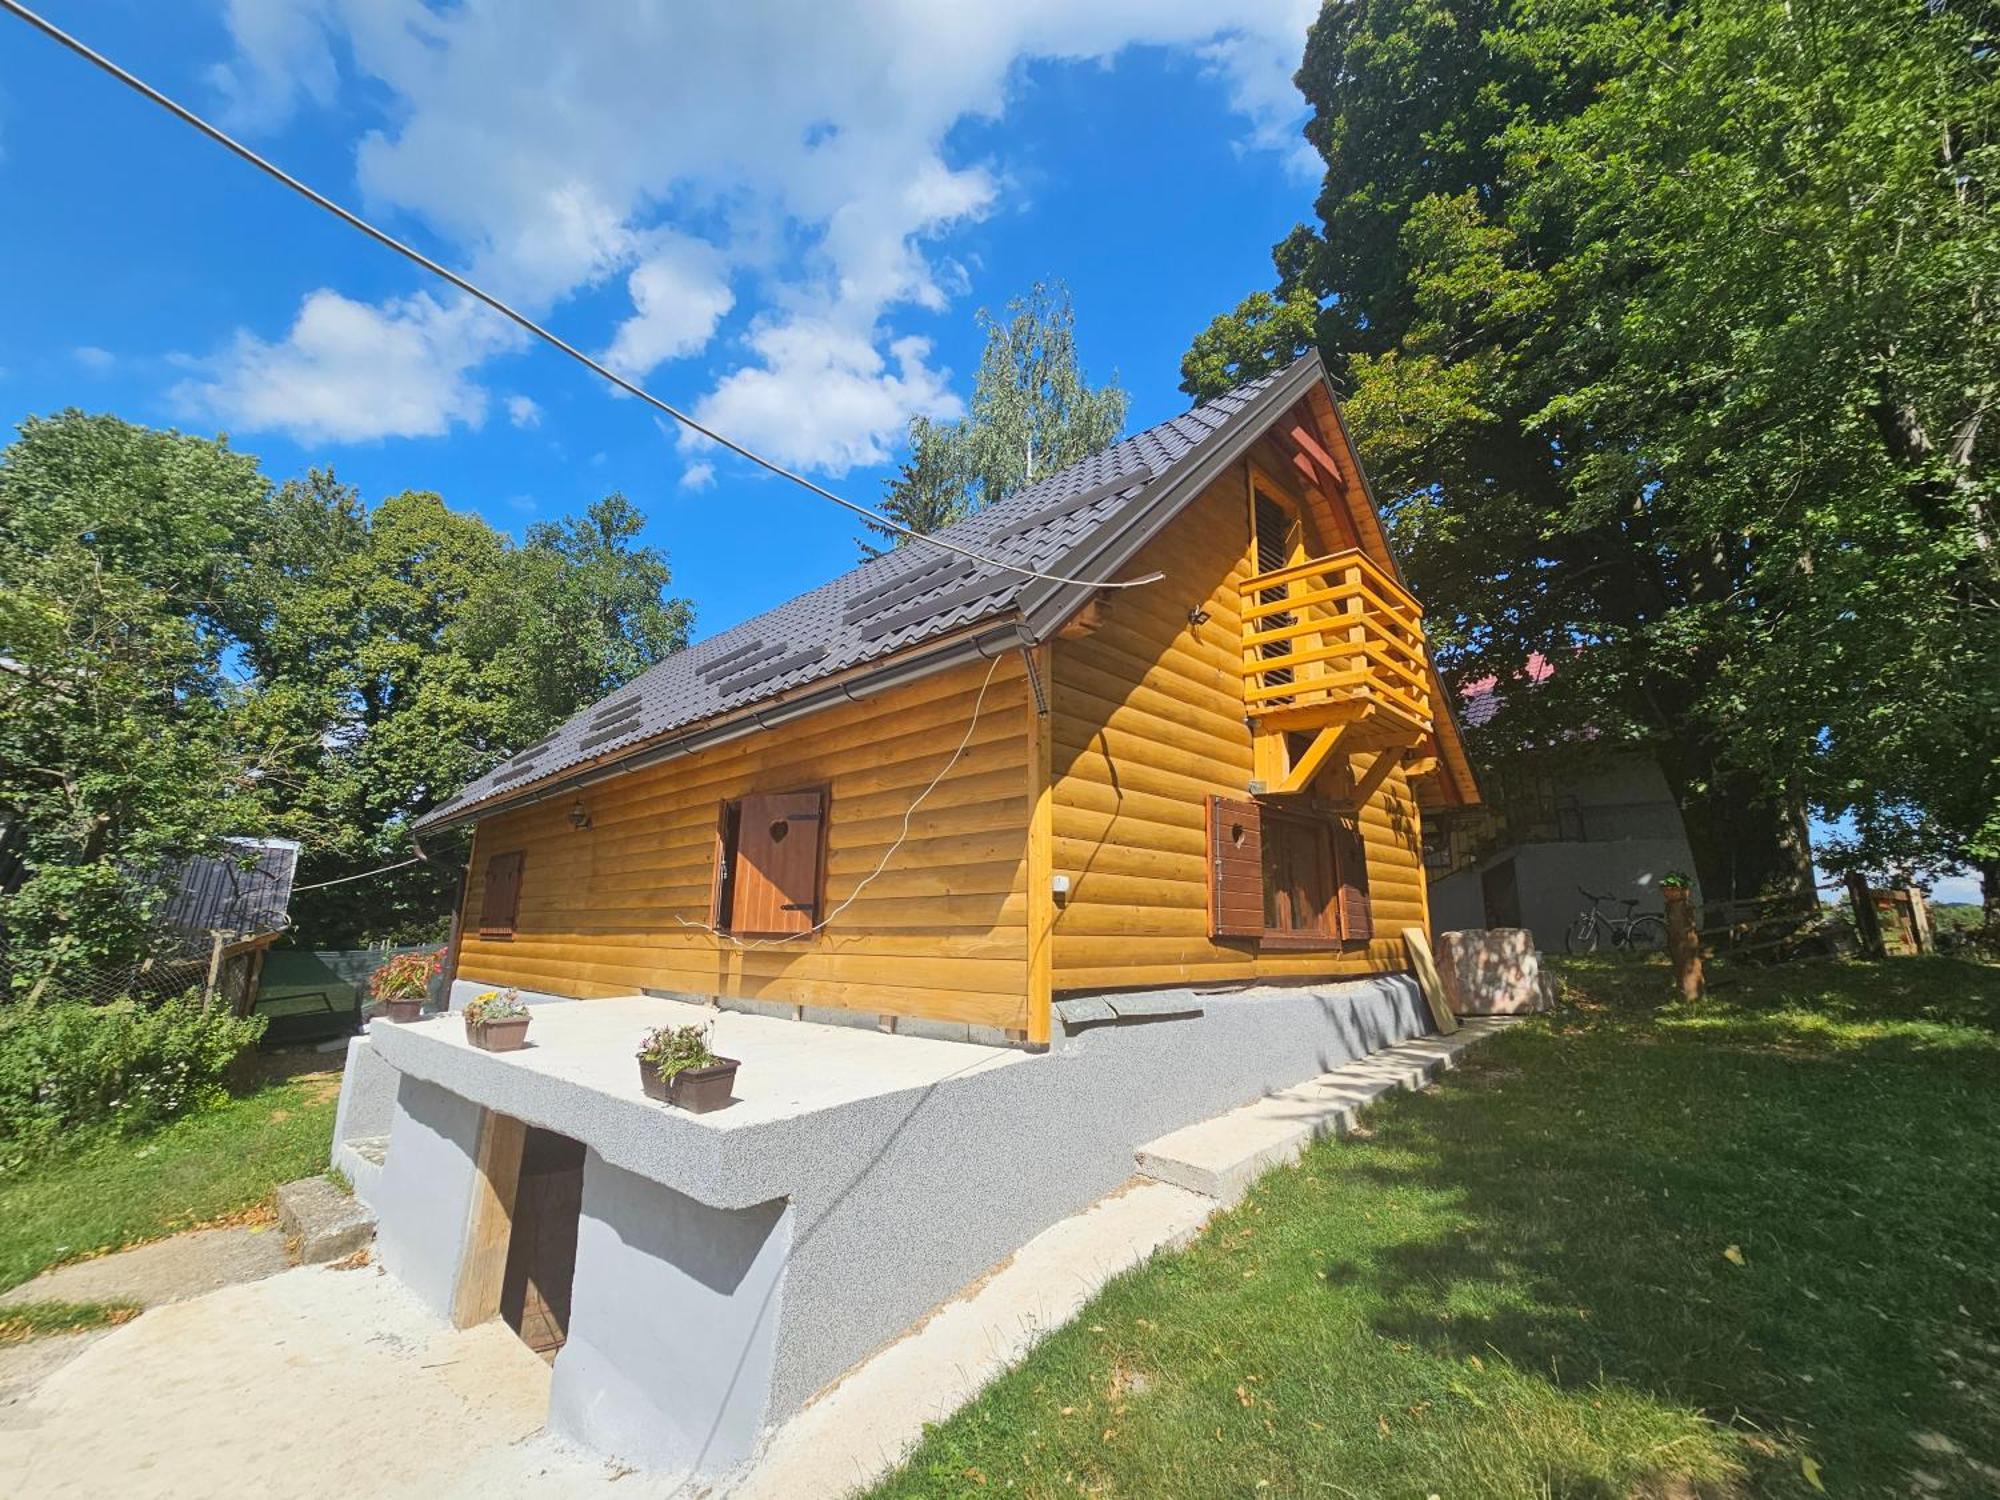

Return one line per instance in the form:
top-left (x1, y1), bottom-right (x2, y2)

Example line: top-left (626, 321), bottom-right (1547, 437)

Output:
top-left (677, 651), bottom-right (1003, 949)
top-left (292, 854), bottom-right (424, 894)
top-left (0, 0), bottom-right (1162, 593)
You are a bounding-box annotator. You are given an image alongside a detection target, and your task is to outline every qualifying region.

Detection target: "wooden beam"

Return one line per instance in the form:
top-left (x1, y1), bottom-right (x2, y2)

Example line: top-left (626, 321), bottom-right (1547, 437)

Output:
top-left (1401, 926), bottom-right (1459, 1035)
top-left (1349, 746), bottom-right (1406, 809)
top-left (452, 1109), bottom-right (526, 1330)
top-left (1025, 643), bottom-right (1054, 1048)
top-left (1284, 420), bottom-right (1345, 490)
top-left (1275, 722), bottom-right (1353, 795)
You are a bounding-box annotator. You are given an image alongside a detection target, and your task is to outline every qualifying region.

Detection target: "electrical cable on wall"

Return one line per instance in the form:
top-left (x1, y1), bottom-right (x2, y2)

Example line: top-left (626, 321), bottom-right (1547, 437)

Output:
top-left (677, 651), bottom-right (1004, 949)
top-left (0, 0), bottom-right (1162, 594)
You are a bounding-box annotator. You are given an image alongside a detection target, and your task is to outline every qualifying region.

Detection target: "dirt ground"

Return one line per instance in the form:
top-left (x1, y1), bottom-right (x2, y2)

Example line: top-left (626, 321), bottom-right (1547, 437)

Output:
top-left (0, 1263), bottom-right (633, 1499)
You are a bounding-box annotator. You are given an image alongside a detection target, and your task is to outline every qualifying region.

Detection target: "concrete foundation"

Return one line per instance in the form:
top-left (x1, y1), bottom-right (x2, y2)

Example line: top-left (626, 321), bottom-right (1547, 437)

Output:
top-left (551, 1157), bottom-right (792, 1473)
top-left (336, 972), bottom-right (1431, 1481)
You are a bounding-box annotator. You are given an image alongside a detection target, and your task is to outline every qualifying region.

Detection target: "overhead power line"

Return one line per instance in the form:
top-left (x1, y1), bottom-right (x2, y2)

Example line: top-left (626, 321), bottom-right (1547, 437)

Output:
top-left (0, 0), bottom-right (1162, 593)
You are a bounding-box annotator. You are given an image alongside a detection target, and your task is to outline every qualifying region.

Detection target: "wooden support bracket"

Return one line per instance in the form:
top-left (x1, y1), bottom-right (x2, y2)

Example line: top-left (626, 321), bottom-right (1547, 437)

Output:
top-left (1348, 746), bottom-right (1407, 809)
top-left (1274, 722), bottom-right (1353, 795)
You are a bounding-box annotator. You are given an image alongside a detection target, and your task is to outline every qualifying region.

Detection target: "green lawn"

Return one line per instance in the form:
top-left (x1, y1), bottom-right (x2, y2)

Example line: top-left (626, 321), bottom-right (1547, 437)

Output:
top-left (871, 956), bottom-right (2000, 1499)
top-left (0, 1066), bottom-right (339, 1293)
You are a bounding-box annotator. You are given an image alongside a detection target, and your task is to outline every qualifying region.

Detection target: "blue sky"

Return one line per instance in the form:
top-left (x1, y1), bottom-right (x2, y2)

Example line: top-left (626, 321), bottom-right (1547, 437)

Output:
top-left (0, 0), bottom-right (1318, 635)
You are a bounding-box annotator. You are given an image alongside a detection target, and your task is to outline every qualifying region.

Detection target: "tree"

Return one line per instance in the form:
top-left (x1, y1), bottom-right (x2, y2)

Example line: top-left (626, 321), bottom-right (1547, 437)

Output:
top-left (1185, 0), bottom-right (1999, 910)
top-left (243, 484), bottom-right (694, 945)
top-left (0, 413), bottom-right (275, 992)
top-left (866, 281), bottom-right (1128, 552)
top-left (863, 416), bottom-right (970, 553)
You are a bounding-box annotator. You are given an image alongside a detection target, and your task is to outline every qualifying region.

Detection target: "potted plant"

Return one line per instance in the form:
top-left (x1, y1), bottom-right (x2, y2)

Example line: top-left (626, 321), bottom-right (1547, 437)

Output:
top-left (464, 989), bottom-right (531, 1051)
top-left (370, 948), bottom-right (443, 1023)
top-left (635, 1022), bottom-right (738, 1113)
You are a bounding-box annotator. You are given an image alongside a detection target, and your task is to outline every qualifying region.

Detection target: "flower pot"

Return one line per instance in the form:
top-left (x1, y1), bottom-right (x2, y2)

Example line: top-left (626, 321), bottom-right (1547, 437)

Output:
top-left (376, 998), bottom-right (424, 1023)
top-left (466, 1016), bottom-right (530, 1052)
top-left (637, 1056), bottom-right (739, 1113)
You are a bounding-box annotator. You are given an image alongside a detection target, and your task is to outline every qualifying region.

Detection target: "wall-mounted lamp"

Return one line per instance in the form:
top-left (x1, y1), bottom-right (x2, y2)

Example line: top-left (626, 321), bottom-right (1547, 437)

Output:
top-left (567, 797), bottom-right (593, 832)
top-left (1187, 605), bottom-right (1212, 627)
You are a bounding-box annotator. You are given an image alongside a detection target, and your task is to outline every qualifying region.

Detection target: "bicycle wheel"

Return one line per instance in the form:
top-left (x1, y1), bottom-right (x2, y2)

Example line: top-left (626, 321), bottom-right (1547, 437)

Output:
top-left (1624, 914), bottom-right (1668, 953)
top-left (1564, 915), bottom-right (1601, 954)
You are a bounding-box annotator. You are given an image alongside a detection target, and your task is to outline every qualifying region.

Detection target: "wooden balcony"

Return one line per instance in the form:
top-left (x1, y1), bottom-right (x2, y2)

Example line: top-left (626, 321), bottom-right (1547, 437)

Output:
top-left (1240, 548), bottom-right (1436, 795)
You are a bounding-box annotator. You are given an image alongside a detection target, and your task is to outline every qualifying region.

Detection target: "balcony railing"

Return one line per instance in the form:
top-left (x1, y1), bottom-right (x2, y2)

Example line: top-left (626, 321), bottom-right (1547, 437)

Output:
top-left (1239, 548), bottom-right (1434, 744)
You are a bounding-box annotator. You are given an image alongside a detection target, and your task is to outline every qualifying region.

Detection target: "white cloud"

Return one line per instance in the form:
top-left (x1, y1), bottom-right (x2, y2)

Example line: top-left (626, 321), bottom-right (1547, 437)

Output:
top-left (603, 236), bottom-right (735, 379)
top-left (679, 462), bottom-right (716, 492)
top-left (173, 288), bottom-right (518, 444)
top-left (72, 346), bottom-right (116, 372)
top-left (205, 0), bottom-right (337, 130)
top-left (505, 394), bottom-right (541, 428)
top-left (207, 2), bottom-right (1317, 464)
top-left (688, 323), bottom-right (960, 477)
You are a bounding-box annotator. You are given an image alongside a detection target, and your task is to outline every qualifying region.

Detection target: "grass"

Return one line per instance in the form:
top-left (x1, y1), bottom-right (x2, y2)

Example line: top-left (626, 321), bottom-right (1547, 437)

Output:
top-left (0, 1061), bottom-right (340, 1293)
top-left (0, 1300), bottom-right (140, 1345)
top-left (869, 955), bottom-right (2000, 1499)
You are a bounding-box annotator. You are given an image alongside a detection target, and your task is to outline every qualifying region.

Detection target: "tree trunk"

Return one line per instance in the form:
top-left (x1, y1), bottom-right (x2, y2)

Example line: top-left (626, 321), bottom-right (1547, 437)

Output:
top-left (1655, 738), bottom-right (1815, 909)
top-left (1982, 858), bottom-right (2000, 930)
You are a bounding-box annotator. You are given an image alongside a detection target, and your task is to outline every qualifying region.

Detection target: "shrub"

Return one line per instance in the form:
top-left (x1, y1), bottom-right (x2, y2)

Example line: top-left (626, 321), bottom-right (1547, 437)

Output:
top-left (0, 993), bottom-right (265, 1156)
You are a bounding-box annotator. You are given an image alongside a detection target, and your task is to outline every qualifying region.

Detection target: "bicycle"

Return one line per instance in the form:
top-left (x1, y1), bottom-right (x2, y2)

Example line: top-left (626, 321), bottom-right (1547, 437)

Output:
top-left (1563, 886), bottom-right (1668, 955)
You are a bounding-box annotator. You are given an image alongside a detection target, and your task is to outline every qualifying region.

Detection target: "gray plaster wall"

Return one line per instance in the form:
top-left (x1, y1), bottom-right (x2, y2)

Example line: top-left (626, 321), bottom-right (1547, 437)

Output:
top-left (330, 1034), bottom-right (399, 1205)
top-left (369, 1074), bottom-right (486, 1318)
top-left (1427, 868), bottom-right (1486, 936)
top-left (550, 1155), bottom-right (792, 1474)
top-left (750, 975), bottom-right (1427, 1416)
top-left (1436, 838), bottom-right (1697, 950)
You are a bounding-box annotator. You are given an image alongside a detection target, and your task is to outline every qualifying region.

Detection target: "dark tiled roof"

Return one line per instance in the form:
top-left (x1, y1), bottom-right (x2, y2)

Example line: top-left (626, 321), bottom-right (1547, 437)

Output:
top-left (416, 359), bottom-right (1310, 830)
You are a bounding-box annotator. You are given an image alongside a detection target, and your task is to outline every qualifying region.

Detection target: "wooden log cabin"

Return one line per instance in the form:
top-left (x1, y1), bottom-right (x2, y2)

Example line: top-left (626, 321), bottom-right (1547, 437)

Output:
top-left (412, 352), bottom-right (1479, 1045)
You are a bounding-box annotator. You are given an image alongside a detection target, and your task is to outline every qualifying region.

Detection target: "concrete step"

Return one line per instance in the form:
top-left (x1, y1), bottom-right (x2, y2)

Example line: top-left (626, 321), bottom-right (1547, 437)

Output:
top-left (276, 1175), bottom-right (377, 1264)
top-left (1134, 1020), bottom-right (1509, 1204)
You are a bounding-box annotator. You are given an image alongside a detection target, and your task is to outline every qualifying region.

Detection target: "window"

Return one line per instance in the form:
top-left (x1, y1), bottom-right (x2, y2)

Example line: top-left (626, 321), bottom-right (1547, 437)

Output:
top-left (712, 788), bottom-right (828, 937)
top-left (479, 850), bottom-right (525, 940)
top-left (1250, 476), bottom-right (1301, 692)
top-left (1206, 796), bottom-right (1372, 947)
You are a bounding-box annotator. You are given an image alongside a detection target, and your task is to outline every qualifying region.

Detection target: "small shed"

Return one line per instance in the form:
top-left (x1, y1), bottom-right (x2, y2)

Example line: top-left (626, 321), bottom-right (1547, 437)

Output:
top-left (153, 836), bottom-right (300, 1012)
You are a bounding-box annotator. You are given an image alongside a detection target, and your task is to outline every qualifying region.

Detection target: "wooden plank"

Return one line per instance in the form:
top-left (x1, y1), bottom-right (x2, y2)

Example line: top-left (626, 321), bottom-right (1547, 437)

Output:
top-left (1400, 927), bottom-right (1458, 1035)
top-left (452, 1109), bottom-right (526, 1330)
top-left (1026, 644), bottom-right (1054, 1046)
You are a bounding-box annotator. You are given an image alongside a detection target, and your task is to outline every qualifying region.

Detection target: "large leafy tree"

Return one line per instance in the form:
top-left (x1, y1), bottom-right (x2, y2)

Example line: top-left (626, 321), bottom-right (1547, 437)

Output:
top-left (1186, 0), bottom-right (1999, 908)
top-left (867, 281), bottom-right (1128, 552)
top-left (0, 414), bottom-right (277, 991)
top-left (242, 483), bottom-right (693, 945)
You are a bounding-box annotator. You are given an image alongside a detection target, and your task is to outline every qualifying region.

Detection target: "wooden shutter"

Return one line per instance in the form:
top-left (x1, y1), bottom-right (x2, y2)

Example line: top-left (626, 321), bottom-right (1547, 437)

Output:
top-left (1262, 807), bottom-right (1338, 939)
top-left (728, 789), bottom-right (827, 935)
top-left (1332, 815), bottom-right (1373, 942)
top-left (479, 851), bottom-right (525, 939)
top-left (1206, 795), bottom-right (1264, 939)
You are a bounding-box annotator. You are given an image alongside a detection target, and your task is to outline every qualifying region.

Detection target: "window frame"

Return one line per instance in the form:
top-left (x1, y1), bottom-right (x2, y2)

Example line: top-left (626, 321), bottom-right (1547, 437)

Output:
top-left (1206, 793), bottom-right (1374, 950)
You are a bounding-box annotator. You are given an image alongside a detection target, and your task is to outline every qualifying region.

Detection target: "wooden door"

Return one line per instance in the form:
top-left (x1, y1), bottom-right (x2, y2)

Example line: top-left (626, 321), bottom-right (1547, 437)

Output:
top-left (500, 1127), bottom-right (585, 1360)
